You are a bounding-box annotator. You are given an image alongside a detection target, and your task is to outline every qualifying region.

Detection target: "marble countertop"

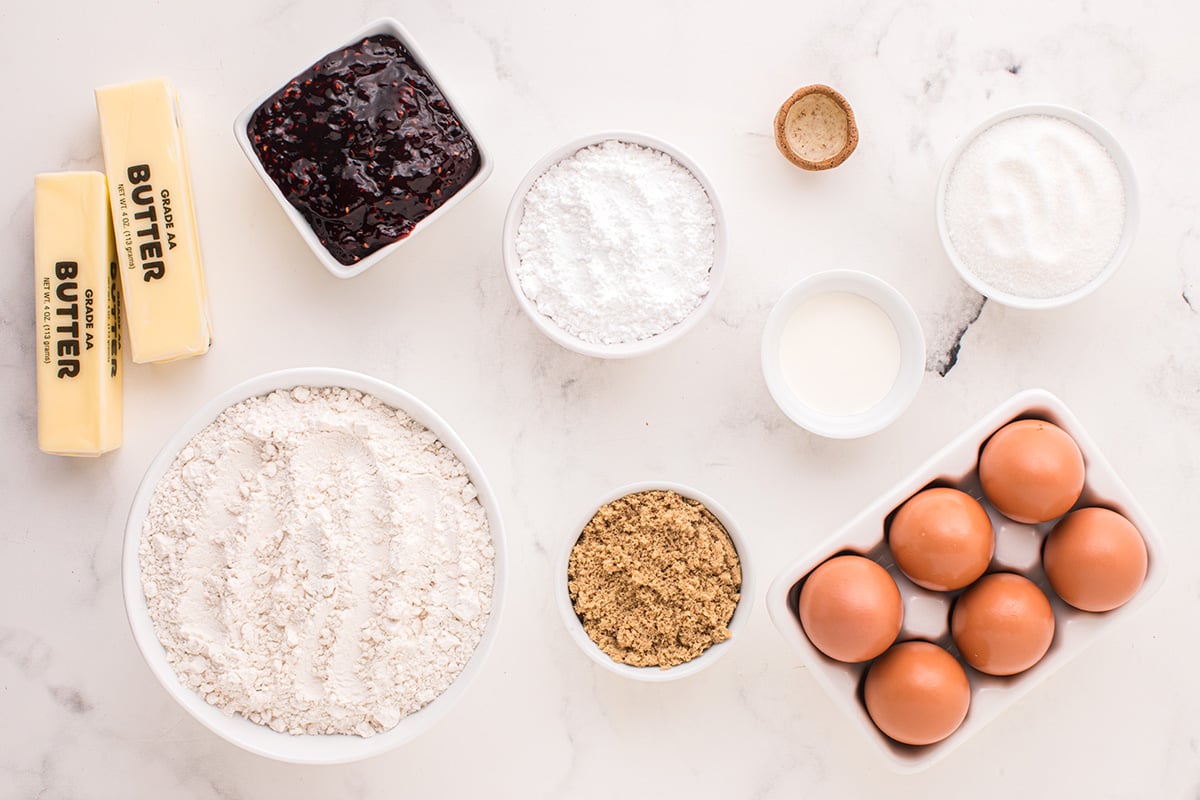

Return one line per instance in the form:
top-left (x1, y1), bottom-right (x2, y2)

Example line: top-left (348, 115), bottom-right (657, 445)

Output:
top-left (2, 0), bottom-right (1198, 797)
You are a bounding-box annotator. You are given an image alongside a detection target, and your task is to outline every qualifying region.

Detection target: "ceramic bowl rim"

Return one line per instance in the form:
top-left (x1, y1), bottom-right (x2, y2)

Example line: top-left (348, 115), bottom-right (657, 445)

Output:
top-left (934, 103), bottom-right (1140, 310)
top-left (553, 481), bottom-right (754, 681)
top-left (501, 130), bottom-right (727, 358)
top-left (760, 269), bottom-right (926, 439)
top-left (122, 367), bottom-right (507, 764)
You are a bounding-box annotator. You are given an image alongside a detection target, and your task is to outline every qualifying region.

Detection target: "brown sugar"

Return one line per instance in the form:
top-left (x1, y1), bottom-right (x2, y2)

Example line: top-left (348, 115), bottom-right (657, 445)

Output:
top-left (566, 490), bottom-right (742, 669)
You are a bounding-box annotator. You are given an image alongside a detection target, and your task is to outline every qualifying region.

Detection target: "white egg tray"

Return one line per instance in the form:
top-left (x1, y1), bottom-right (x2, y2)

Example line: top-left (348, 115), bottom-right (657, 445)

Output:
top-left (765, 388), bottom-right (1167, 773)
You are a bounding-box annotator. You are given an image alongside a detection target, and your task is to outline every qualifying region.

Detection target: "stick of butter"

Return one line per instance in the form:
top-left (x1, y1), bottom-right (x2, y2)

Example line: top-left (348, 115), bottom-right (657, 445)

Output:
top-left (96, 78), bottom-right (212, 363)
top-left (35, 172), bottom-right (123, 456)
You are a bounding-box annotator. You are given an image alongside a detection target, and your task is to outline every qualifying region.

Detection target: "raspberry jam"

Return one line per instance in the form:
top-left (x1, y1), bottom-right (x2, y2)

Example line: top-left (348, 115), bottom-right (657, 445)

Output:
top-left (248, 34), bottom-right (480, 267)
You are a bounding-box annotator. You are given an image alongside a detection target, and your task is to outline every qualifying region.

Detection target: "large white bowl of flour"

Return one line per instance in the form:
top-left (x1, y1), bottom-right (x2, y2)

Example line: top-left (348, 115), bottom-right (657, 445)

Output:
top-left (122, 368), bottom-right (506, 764)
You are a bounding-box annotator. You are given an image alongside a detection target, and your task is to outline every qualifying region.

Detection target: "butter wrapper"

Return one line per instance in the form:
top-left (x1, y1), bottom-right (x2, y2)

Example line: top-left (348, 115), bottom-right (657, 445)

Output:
top-left (96, 78), bottom-right (212, 363)
top-left (35, 172), bottom-right (123, 456)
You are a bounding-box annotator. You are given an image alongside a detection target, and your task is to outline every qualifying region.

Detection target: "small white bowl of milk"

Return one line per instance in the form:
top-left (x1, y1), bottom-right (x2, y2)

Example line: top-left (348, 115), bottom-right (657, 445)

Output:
top-left (762, 270), bottom-right (925, 439)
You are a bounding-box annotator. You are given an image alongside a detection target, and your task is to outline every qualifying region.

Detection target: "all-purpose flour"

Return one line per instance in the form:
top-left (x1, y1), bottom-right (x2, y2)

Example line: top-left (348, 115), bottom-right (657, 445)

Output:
top-left (515, 140), bottom-right (716, 344)
top-left (139, 387), bottom-right (494, 736)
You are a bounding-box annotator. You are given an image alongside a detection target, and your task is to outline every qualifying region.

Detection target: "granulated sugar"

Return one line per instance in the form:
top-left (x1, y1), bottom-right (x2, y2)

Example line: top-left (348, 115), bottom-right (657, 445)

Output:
top-left (139, 386), bottom-right (494, 737)
top-left (943, 115), bottom-right (1126, 299)
top-left (515, 139), bottom-right (716, 344)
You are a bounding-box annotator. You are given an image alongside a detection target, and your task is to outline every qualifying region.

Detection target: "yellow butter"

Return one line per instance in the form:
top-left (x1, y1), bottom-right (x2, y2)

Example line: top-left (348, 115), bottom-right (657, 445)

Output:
top-left (96, 78), bottom-right (212, 363)
top-left (34, 172), bottom-right (123, 456)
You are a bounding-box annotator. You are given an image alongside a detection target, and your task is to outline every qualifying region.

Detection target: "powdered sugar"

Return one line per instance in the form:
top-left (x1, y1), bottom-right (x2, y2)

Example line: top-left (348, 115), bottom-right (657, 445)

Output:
top-left (943, 114), bottom-right (1126, 299)
top-left (515, 139), bottom-right (716, 344)
top-left (139, 386), bottom-right (494, 737)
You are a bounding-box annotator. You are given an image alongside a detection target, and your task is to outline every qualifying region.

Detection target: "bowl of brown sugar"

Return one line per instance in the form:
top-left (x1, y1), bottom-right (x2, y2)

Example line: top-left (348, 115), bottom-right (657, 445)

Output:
top-left (556, 482), bottom-right (753, 681)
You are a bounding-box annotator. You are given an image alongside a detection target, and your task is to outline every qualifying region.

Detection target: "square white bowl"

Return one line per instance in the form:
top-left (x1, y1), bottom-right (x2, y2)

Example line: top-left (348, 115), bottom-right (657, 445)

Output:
top-left (765, 388), bottom-right (1167, 772)
top-left (233, 18), bottom-right (493, 279)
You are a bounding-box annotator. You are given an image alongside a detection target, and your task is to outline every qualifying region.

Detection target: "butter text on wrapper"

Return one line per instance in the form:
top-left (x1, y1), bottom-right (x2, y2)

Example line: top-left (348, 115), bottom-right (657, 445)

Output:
top-left (96, 77), bottom-right (212, 363)
top-left (34, 172), bottom-right (123, 456)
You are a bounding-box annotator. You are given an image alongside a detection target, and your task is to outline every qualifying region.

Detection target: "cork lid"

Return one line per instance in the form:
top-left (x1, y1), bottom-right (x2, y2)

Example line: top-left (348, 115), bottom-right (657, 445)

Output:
top-left (774, 85), bottom-right (858, 171)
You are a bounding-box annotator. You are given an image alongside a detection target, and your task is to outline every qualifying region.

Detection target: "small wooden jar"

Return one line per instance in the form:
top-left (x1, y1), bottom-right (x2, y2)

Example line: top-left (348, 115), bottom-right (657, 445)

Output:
top-left (774, 85), bottom-right (858, 170)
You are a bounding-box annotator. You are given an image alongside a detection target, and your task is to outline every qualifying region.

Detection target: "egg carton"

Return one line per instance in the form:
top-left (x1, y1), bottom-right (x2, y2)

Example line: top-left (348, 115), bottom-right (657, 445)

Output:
top-left (765, 388), bottom-right (1167, 773)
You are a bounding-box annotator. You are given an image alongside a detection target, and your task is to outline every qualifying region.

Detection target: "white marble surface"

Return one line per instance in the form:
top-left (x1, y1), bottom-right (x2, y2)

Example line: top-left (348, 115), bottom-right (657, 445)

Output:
top-left (2, 0), bottom-right (1198, 796)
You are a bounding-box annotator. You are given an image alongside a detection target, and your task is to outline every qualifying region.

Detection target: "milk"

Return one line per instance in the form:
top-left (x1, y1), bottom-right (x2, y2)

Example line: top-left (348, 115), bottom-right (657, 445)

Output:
top-left (779, 291), bottom-right (901, 416)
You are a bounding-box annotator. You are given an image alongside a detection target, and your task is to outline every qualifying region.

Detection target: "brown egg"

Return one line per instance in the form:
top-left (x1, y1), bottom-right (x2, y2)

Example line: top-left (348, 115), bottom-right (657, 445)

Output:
top-left (888, 488), bottom-right (994, 591)
top-left (1043, 507), bottom-right (1148, 612)
top-left (979, 419), bottom-right (1085, 523)
top-left (864, 641), bottom-right (971, 746)
top-left (798, 555), bottom-right (903, 663)
top-left (951, 573), bottom-right (1055, 676)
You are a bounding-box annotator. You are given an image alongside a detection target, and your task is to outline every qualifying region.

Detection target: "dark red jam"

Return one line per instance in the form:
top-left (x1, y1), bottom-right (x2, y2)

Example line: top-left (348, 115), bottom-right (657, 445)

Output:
top-left (248, 34), bottom-right (481, 266)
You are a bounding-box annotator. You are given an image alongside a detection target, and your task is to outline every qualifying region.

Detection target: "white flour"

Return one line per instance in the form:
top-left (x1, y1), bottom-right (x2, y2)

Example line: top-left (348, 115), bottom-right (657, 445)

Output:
top-left (944, 114), bottom-right (1126, 299)
top-left (515, 139), bottom-right (716, 344)
top-left (139, 386), bottom-right (494, 737)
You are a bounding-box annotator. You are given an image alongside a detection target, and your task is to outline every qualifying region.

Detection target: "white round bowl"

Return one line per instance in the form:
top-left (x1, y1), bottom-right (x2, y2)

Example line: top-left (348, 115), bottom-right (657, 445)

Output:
top-left (555, 481), bottom-right (753, 681)
top-left (761, 270), bottom-right (925, 439)
top-left (122, 368), bottom-right (506, 764)
top-left (935, 104), bottom-right (1140, 310)
top-left (502, 131), bottom-right (727, 358)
